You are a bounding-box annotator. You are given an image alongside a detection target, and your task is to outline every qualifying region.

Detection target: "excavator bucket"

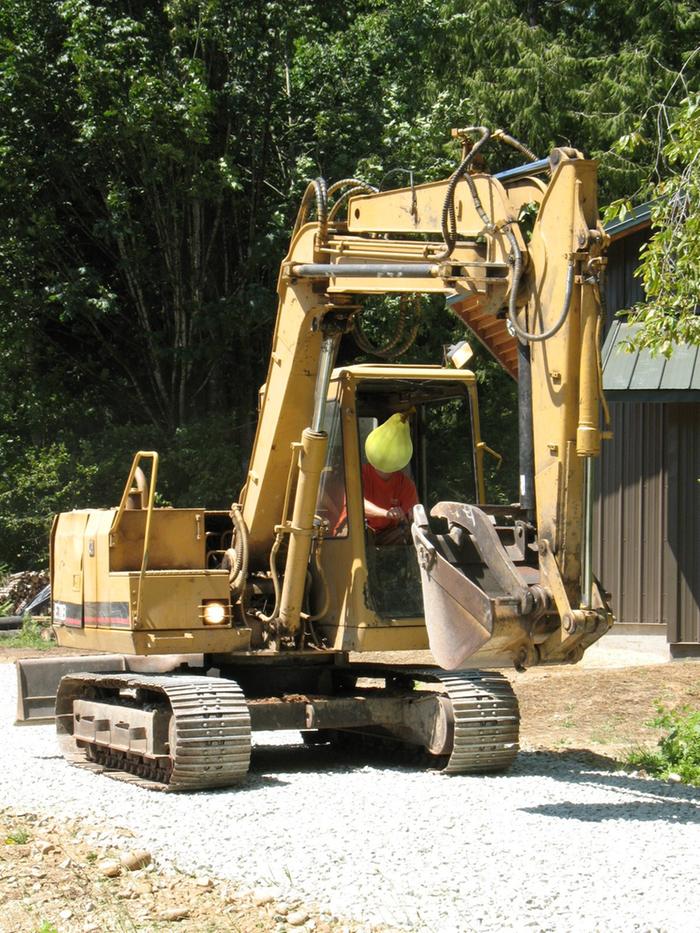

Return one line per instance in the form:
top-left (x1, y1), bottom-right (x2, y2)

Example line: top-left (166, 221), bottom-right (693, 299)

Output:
top-left (411, 503), bottom-right (529, 670)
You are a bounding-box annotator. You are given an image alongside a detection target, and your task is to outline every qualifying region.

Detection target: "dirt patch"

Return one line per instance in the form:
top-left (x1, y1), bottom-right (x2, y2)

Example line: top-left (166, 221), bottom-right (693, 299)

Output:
top-left (0, 810), bottom-right (369, 933)
top-left (510, 662), bottom-right (700, 758)
top-left (0, 645), bottom-right (99, 660)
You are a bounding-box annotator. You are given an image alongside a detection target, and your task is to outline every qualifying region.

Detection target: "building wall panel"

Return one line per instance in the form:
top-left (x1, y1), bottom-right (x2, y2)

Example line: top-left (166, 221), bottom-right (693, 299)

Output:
top-left (594, 402), bottom-right (700, 645)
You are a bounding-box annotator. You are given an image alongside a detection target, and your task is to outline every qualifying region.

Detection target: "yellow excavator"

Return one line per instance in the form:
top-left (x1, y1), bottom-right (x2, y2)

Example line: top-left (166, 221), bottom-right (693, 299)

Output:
top-left (17, 126), bottom-right (613, 790)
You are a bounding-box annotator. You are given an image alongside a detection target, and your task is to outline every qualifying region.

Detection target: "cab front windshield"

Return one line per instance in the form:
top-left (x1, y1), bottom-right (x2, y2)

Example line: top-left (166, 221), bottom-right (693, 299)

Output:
top-left (357, 379), bottom-right (478, 618)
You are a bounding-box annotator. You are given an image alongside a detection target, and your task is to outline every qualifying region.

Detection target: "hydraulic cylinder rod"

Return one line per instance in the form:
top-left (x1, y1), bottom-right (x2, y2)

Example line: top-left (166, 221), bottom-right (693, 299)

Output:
top-left (517, 341), bottom-right (535, 520)
top-left (581, 457), bottom-right (594, 609)
top-left (576, 282), bottom-right (602, 457)
top-left (311, 335), bottom-right (339, 433)
top-left (291, 263), bottom-right (441, 278)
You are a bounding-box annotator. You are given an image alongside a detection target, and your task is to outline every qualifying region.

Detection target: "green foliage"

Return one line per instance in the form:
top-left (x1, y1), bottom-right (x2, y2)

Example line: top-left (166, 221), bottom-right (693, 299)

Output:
top-left (627, 95), bottom-right (700, 355)
top-left (626, 702), bottom-right (700, 786)
top-left (0, 414), bottom-right (249, 568)
top-left (0, 0), bottom-right (698, 568)
top-left (4, 826), bottom-right (30, 844)
top-left (2, 615), bottom-right (50, 650)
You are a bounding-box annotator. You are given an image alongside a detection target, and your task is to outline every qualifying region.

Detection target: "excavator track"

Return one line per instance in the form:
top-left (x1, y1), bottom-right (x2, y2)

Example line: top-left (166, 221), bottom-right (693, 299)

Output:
top-left (327, 667), bottom-right (519, 774)
top-left (56, 673), bottom-right (251, 792)
top-left (410, 668), bottom-right (520, 773)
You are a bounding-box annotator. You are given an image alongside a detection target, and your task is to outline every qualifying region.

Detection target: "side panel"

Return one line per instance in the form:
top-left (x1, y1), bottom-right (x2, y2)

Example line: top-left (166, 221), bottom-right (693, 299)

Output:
top-left (52, 512), bottom-right (92, 628)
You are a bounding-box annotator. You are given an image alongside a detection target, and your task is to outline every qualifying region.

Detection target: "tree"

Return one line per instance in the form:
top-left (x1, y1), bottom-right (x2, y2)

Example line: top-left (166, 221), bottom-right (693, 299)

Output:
top-left (621, 93), bottom-right (700, 354)
top-left (1, 0), bottom-right (699, 568)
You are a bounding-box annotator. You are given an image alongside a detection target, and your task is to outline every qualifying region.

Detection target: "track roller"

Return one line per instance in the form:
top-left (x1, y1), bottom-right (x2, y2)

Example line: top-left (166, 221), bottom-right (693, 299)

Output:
top-left (326, 668), bottom-right (520, 774)
top-left (417, 668), bottom-right (520, 774)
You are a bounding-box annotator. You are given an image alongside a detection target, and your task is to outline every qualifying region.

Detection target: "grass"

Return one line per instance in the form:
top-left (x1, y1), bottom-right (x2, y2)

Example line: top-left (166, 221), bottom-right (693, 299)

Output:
top-left (625, 702), bottom-right (700, 786)
top-left (5, 827), bottom-right (30, 845)
top-left (2, 615), bottom-right (51, 649)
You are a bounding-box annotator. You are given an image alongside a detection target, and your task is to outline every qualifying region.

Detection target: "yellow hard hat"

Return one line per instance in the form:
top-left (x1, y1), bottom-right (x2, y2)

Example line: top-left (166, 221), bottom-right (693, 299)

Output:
top-left (365, 412), bottom-right (413, 472)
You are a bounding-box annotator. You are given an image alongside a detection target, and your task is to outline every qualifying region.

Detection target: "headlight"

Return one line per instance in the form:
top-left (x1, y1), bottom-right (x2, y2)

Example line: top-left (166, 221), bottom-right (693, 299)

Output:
top-left (202, 601), bottom-right (227, 625)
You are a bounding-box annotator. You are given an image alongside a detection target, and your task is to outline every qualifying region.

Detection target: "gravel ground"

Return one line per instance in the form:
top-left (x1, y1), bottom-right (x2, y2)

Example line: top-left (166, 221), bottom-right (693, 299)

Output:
top-left (3, 662), bottom-right (700, 933)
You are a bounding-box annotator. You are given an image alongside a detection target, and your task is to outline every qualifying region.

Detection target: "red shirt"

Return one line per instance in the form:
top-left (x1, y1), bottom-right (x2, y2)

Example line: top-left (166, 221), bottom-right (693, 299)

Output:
top-left (362, 463), bottom-right (418, 532)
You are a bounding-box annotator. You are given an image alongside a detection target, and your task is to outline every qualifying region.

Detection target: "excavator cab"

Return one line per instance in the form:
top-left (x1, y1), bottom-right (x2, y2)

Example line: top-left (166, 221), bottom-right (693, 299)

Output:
top-left (313, 363), bottom-right (496, 654)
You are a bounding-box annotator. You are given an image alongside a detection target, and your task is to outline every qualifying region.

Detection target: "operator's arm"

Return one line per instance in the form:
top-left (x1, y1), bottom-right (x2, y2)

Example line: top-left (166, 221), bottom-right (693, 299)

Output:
top-left (364, 498), bottom-right (404, 525)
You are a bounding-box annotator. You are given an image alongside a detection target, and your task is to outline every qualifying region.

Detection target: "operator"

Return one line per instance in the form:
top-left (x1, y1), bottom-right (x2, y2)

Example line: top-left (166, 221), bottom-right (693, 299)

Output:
top-left (363, 418), bottom-right (418, 545)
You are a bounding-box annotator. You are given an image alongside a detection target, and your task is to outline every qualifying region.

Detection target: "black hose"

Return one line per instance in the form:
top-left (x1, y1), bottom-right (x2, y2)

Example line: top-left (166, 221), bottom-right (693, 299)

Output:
top-left (328, 182), bottom-right (379, 221)
top-left (506, 232), bottom-right (575, 344)
top-left (493, 130), bottom-right (539, 164)
top-left (292, 177), bottom-right (329, 241)
top-left (353, 295), bottom-right (421, 358)
top-left (433, 126), bottom-right (542, 261)
top-left (327, 177), bottom-right (378, 198)
top-left (433, 126), bottom-right (492, 261)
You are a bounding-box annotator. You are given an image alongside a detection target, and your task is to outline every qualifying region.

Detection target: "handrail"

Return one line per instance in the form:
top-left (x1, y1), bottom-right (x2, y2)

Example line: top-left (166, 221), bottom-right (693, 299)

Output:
top-left (467, 384), bottom-right (487, 504)
top-left (109, 451), bottom-right (159, 627)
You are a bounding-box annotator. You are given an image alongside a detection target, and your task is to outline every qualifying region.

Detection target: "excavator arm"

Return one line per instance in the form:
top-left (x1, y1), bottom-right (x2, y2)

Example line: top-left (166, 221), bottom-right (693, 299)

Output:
top-left (240, 127), bottom-right (612, 670)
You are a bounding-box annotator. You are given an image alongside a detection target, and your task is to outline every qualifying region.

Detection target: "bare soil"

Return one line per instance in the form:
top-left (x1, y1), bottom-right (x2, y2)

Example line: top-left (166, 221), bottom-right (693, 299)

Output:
top-left (509, 661), bottom-right (700, 758)
top-left (2, 644), bottom-right (699, 932)
top-left (0, 809), bottom-right (349, 933)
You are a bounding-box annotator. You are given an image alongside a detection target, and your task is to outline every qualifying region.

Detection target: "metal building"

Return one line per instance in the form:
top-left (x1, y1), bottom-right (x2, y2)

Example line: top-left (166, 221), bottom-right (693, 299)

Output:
top-left (594, 209), bottom-right (700, 656)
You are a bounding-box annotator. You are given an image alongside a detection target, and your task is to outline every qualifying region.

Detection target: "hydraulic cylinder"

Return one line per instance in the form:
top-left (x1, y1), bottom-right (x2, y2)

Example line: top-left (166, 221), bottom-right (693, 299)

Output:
top-left (278, 428), bottom-right (329, 634)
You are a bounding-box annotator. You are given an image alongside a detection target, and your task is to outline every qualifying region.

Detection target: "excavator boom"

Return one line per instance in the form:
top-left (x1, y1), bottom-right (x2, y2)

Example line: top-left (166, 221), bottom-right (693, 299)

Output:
top-left (239, 131), bottom-right (611, 668)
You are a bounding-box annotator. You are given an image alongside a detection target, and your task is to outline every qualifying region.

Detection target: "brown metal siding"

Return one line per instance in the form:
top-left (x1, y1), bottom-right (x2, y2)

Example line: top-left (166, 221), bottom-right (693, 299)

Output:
top-left (604, 231), bottom-right (647, 321)
top-left (594, 402), bottom-right (700, 642)
top-left (668, 405), bottom-right (700, 643)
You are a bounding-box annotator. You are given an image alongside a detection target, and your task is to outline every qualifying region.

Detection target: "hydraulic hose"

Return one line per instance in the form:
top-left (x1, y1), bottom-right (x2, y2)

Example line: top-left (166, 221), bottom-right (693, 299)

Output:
top-left (433, 126), bottom-right (493, 261)
top-left (434, 126), bottom-right (542, 262)
top-left (300, 529), bottom-right (330, 625)
top-left (292, 177), bottom-right (329, 241)
top-left (228, 503), bottom-right (249, 596)
top-left (327, 178), bottom-right (379, 221)
top-left (491, 129), bottom-right (539, 164)
top-left (353, 294), bottom-right (421, 358)
top-left (505, 226), bottom-right (575, 344)
top-left (254, 531), bottom-right (283, 625)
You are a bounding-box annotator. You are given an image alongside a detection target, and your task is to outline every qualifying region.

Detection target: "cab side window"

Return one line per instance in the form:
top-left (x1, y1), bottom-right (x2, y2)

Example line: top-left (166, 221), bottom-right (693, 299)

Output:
top-left (315, 397), bottom-right (348, 538)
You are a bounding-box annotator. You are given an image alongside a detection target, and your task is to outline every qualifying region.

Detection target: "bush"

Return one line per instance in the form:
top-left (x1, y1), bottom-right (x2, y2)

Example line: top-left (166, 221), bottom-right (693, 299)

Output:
top-left (626, 703), bottom-right (700, 786)
top-left (0, 414), bottom-right (249, 571)
top-left (2, 615), bottom-right (51, 650)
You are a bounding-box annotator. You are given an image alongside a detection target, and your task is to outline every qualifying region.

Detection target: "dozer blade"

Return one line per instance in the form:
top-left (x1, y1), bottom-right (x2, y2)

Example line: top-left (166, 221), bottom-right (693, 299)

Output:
top-left (412, 505), bottom-right (495, 670)
top-left (16, 654), bottom-right (204, 723)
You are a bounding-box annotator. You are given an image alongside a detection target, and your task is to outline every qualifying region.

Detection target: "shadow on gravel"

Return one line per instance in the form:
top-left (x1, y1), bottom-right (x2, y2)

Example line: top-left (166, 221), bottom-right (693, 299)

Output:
top-left (205, 774), bottom-right (293, 795)
top-left (522, 800), bottom-right (700, 823)
top-left (515, 749), bottom-right (700, 823)
top-left (249, 741), bottom-right (418, 775)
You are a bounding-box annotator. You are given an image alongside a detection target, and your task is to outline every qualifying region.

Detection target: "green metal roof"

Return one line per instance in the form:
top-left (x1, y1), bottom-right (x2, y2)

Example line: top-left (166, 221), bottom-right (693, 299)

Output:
top-left (604, 201), bottom-right (653, 240)
top-left (602, 320), bottom-right (700, 401)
